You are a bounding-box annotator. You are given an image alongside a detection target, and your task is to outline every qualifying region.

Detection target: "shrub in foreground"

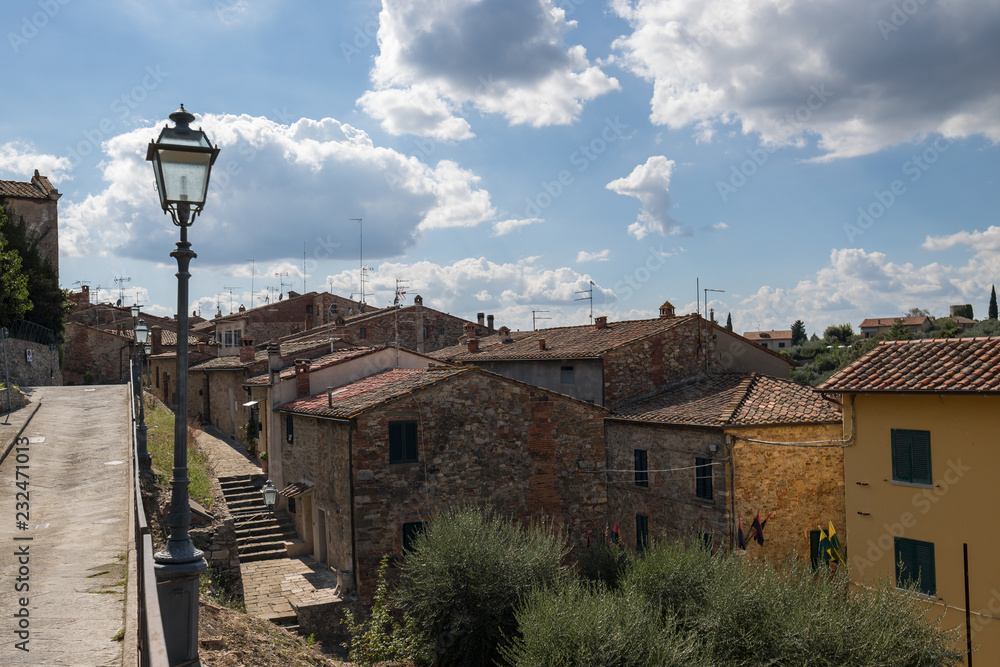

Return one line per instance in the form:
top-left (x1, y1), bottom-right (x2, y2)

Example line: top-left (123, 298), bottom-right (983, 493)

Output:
top-left (395, 506), bottom-right (567, 666)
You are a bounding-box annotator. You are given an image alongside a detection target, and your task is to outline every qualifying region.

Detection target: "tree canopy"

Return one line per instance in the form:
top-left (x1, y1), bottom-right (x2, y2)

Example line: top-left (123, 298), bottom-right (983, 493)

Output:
top-left (790, 320), bottom-right (807, 345)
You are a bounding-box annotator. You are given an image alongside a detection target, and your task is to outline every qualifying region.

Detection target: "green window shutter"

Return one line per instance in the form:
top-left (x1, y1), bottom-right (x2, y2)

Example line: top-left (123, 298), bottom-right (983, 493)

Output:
top-left (910, 431), bottom-right (932, 485)
top-left (634, 449), bottom-right (648, 487)
top-left (404, 421), bottom-right (418, 462)
top-left (891, 429), bottom-right (912, 481)
top-left (389, 422), bottom-right (403, 463)
top-left (895, 537), bottom-right (936, 596)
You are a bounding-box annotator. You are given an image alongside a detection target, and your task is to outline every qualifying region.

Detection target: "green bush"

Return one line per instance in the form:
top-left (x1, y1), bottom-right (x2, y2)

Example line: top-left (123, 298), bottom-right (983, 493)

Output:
top-left (577, 540), bottom-right (631, 590)
top-left (500, 579), bottom-right (702, 667)
top-left (620, 536), bottom-right (721, 626)
top-left (395, 506), bottom-right (568, 666)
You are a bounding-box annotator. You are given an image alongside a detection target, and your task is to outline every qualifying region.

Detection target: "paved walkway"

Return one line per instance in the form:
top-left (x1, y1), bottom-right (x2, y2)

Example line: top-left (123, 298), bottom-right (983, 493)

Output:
top-left (193, 424), bottom-right (261, 479)
top-left (241, 557), bottom-right (341, 621)
top-left (0, 386), bottom-right (130, 665)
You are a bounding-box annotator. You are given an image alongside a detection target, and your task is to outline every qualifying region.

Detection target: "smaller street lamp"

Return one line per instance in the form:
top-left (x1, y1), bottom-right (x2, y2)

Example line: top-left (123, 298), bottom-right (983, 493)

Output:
top-left (262, 479), bottom-right (278, 513)
top-left (134, 319), bottom-right (151, 471)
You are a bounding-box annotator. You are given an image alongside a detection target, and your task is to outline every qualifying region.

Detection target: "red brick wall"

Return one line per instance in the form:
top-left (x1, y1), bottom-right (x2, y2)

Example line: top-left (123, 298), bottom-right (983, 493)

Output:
top-left (63, 322), bottom-right (132, 385)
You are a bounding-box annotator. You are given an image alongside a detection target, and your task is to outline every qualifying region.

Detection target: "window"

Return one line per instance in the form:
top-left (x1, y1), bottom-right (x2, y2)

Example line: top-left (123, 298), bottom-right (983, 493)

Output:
top-left (422, 326), bottom-right (427, 340)
top-left (155, 366), bottom-right (159, 388)
top-left (330, 303), bottom-right (337, 315)
top-left (224, 330), bottom-right (233, 347)
top-left (892, 429), bottom-right (931, 485)
top-left (560, 366), bottom-right (575, 384)
top-left (634, 449), bottom-right (648, 487)
top-left (288, 497), bottom-right (296, 514)
top-left (695, 457), bottom-right (713, 500)
top-left (360, 327), bottom-right (367, 339)
top-left (389, 420), bottom-right (418, 464)
top-left (285, 415), bottom-right (294, 444)
top-left (234, 330), bottom-right (242, 347)
top-left (778, 342), bottom-right (785, 348)
top-left (306, 304), bottom-right (313, 314)
top-left (636, 514), bottom-right (649, 551)
top-left (402, 520), bottom-right (427, 552)
top-left (895, 537), bottom-right (936, 596)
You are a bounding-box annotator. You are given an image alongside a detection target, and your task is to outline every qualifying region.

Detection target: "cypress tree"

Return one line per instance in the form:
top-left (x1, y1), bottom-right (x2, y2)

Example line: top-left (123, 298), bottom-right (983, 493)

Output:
top-left (990, 285), bottom-right (998, 320)
top-left (725, 313), bottom-right (733, 332)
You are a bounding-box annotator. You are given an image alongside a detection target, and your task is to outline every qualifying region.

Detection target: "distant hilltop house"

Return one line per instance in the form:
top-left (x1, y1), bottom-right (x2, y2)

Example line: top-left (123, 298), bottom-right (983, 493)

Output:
top-left (859, 316), bottom-right (933, 338)
top-left (743, 329), bottom-right (794, 351)
top-left (0, 169), bottom-right (61, 280)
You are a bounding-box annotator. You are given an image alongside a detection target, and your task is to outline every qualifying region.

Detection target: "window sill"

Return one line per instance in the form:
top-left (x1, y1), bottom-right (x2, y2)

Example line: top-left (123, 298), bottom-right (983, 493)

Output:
top-left (388, 462), bottom-right (419, 472)
top-left (889, 480), bottom-right (933, 489)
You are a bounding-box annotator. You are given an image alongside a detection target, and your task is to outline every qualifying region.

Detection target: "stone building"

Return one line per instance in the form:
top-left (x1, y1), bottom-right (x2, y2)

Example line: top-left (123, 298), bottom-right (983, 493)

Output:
top-left (606, 373), bottom-right (844, 562)
top-left (0, 170), bottom-right (60, 279)
top-left (275, 365), bottom-right (608, 601)
top-left (325, 295), bottom-right (493, 353)
top-left (244, 344), bottom-right (439, 488)
top-left (62, 322), bottom-right (136, 385)
top-left (204, 291), bottom-right (362, 356)
top-left (435, 309), bottom-right (792, 408)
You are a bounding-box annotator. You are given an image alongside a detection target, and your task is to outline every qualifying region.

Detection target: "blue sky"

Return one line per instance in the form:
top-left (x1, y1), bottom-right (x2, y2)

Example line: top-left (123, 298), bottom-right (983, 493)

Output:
top-left (2, 0), bottom-right (998, 335)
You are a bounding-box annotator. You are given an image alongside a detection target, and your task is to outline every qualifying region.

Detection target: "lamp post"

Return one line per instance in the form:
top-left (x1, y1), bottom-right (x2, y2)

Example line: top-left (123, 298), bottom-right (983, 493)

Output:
top-left (146, 104), bottom-right (219, 667)
top-left (262, 479), bottom-right (278, 515)
top-left (135, 319), bottom-right (151, 470)
top-left (130, 304), bottom-right (142, 397)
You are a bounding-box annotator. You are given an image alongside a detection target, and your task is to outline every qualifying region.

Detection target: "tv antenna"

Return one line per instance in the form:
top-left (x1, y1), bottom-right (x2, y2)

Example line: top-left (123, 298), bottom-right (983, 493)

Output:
top-left (275, 272), bottom-right (291, 299)
top-left (350, 218), bottom-right (364, 306)
top-left (703, 288), bottom-right (725, 320)
top-left (263, 285), bottom-right (277, 304)
top-left (246, 259), bottom-right (255, 309)
top-left (532, 310), bottom-right (551, 331)
top-left (223, 286), bottom-right (241, 314)
top-left (114, 276), bottom-right (132, 306)
top-left (575, 280), bottom-right (595, 323)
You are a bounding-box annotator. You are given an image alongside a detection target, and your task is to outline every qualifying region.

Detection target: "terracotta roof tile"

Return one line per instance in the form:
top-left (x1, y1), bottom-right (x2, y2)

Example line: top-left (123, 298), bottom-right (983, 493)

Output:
top-left (859, 316), bottom-right (931, 328)
top-left (818, 336), bottom-right (1000, 393)
top-left (278, 366), bottom-right (468, 418)
top-left (613, 373), bottom-right (842, 427)
top-left (743, 330), bottom-right (793, 341)
top-left (0, 180), bottom-right (46, 199)
top-left (435, 315), bottom-right (696, 361)
top-left (243, 346), bottom-right (381, 385)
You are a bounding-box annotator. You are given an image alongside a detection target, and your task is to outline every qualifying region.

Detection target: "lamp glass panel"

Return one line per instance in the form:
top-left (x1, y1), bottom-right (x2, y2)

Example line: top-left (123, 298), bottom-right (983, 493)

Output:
top-left (154, 148), bottom-right (212, 205)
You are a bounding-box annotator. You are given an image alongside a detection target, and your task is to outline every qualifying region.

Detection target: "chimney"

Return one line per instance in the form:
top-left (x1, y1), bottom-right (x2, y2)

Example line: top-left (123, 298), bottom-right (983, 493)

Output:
top-left (595, 315), bottom-right (608, 329)
top-left (710, 308), bottom-right (716, 324)
top-left (198, 341), bottom-right (206, 354)
top-left (498, 326), bottom-right (512, 343)
top-left (239, 337), bottom-right (255, 363)
top-left (487, 314), bottom-right (494, 333)
top-left (267, 339), bottom-right (282, 384)
top-left (295, 359), bottom-right (311, 397)
top-left (659, 300), bottom-right (676, 318)
top-left (477, 312), bottom-right (485, 326)
top-left (327, 387), bottom-right (334, 408)
top-left (539, 338), bottom-right (546, 351)
top-left (462, 322), bottom-right (476, 340)
top-left (151, 328), bottom-right (163, 355)
top-left (81, 285), bottom-right (90, 304)
top-left (467, 338), bottom-right (479, 353)
top-left (414, 294), bottom-right (425, 354)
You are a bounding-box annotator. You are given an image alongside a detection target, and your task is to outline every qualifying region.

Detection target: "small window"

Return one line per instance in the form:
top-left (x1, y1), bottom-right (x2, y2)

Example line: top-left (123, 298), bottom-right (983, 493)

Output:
top-left (895, 537), bottom-right (936, 596)
top-left (389, 420), bottom-right (418, 464)
top-left (560, 366), bottom-right (575, 384)
top-left (634, 449), bottom-right (648, 487)
top-left (402, 520), bottom-right (427, 553)
top-left (306, 304), bottom-right (313, 314)
top-left (285, 415), bottom-right (294, 444)
top-left (234, 330), bottom-right (242, 347)
top-left (422, 326), bottom-right (427, 340)
top-left (224, 330), bottom-right (233, 347)
top-left (892, 429), bottom-right (931, 485)
top-left (695, 457), bottom-right (713, 500)
top-left (360, 327), bottom-right (367, 339)
top-left (809, 529), bottom-right (822, 570)
top-left (778, 342), bottom-right (785, 348)
top-left (288, 497), bottom-right (296, 514)
top-left (636, 514), bottom-right (649, 551)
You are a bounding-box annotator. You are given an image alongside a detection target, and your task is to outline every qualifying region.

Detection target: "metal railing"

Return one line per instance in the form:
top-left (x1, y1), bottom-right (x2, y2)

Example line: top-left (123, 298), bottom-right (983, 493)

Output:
top-left (130, 369), bottom-right (170, 667)
top-left (3, 318), bottom-right (56, 346)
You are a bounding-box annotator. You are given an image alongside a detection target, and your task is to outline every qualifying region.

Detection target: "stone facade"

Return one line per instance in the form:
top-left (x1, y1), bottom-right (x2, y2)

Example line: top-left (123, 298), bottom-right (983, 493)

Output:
top-left (0, 387), bottom-right (29, 413)
top-left (334, 298), bottom-right (490, 353)
top-left (0, 170), bottom-right (60, 280)
top-left (63, 322), bottom-right (135, 385)
top-left (279, 369), bottom-right (608, 602)
top-left (0, 337), bottom-right (62, 388)
top-left (606, 419), bottom-right (845, 563)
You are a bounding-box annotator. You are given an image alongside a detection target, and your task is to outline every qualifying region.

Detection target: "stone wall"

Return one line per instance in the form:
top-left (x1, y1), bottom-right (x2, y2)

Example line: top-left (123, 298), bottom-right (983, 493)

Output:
top-left (603, 318), bottom-right (709, 408)
top-left (335, 305), bottom-right (489, 353)
top-left (63, 322), bottom-right (131, 385)
top-left (730, 422), bottom-right (845, 563)
top-left (1, 336), bottom-right (63, 387)
top-left (0, 387), bottom-right (29, 413)
top-left (606, 420), bottom-right (728, 552)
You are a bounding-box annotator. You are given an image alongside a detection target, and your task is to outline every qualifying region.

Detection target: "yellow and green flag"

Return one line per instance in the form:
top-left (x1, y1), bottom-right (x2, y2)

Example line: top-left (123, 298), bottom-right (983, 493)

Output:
top-left (827, 521), bottom-right (845, 564)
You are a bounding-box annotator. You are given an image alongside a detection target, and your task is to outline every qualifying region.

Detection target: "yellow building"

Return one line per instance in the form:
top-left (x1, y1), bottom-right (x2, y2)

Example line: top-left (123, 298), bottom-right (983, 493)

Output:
top-left (819, 336), bottom-right (1000, 665)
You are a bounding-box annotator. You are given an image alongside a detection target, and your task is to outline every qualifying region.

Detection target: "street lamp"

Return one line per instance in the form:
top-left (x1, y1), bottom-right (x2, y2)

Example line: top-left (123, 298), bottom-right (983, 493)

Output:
top-left (146, 104), bottom-right (219, 667)
top-left (262, 479), bottom-right (278, 514)
top-left (134, 320), bottom-right (151, 470)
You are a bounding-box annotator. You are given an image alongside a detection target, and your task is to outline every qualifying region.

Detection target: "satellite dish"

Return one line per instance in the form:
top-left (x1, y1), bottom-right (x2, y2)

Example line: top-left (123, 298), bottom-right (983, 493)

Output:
top-left (116, 299), bottom-right (122, 306)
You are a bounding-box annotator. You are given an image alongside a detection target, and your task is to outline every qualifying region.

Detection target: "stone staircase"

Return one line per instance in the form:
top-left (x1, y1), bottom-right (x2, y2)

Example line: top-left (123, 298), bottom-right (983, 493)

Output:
top-left (219, 474), bottom-right (301, 563)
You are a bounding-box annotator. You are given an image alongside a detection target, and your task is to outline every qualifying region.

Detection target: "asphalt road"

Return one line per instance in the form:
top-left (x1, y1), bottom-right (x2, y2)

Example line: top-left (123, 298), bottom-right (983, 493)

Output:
top-left (0, 385), bottom-right (130, 666)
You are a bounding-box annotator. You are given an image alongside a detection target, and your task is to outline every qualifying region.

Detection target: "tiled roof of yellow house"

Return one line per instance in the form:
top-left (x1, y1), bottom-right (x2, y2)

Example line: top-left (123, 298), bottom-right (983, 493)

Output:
top-left (817, 336), bottom-right (1000, 393)
top-left (858, 316), bottom-right (932, 328)
top-left (434, 314), bottom-right (697, 361)
top-left (612, 373), bottom-right (842, 427)
top-left (744, 330), bottom-right (793, 341)
top-left (277, 366), bottom-right (469, 418)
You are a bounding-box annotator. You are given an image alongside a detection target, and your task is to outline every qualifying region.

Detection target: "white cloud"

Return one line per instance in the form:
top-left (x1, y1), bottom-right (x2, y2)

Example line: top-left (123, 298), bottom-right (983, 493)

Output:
top-left (492, 217), bottom-right (542, 236)
top-left (576, 249), bottom-right (610, 262)
top-left (610, 0), bottom-right (1000, 159)
top-left (59, 113), bottom-right (496, 260)
top-left (922, 226), bottom-right (1000, 295)
top-left (605, 156), bottom-right (677, 239)
top-left (0, 142), bottom-right (73, 182)
top-left (704, 222), bottom-right (728, 232)
top-left (361, 0), bottom-right (619, 138)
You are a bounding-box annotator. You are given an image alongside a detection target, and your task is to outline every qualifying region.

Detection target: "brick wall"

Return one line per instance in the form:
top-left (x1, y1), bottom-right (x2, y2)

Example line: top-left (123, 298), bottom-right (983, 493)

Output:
top-left (606, 420), bottom-right (728, 552)
top-left (730, 423), bottom-right (845, 563)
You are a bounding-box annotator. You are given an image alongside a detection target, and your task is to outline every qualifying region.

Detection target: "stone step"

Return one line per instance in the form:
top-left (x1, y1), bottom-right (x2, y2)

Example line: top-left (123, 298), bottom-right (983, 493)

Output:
top-left (239, 539), bottom-right (286, 554)
top-left (241, 548), bottom-right (287, 562)
top-left (237, 529), bottom-right (298, 544)
top-left (223, 490), bottom-right (261, 502)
